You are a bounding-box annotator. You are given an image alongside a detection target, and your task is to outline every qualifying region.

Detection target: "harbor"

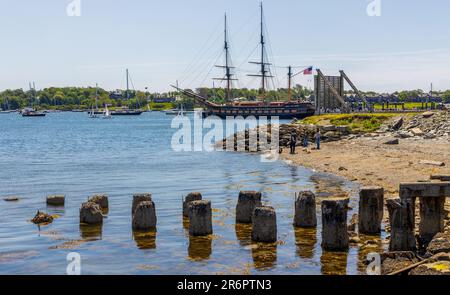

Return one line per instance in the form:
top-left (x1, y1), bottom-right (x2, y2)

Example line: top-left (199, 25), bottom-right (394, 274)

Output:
top-left (0, 0), bottom-right (450, 280)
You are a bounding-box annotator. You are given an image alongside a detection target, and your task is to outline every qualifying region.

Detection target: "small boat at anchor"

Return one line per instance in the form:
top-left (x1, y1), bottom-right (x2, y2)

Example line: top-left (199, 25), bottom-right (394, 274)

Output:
top-left (21, 107), bottom-right (46, 117)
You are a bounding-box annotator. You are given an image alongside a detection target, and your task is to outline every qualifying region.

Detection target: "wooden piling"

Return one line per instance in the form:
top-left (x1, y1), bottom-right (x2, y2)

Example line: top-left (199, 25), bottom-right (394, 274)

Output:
top-left (252, 206), bottom-right (277, 243)
top-left (358, 187), bottom-right (384, 234)
top-left (183, 192), bottom-right (202, 218)
top-left (386, 199), bottom-right (416, 251)
top-left (321, 198), bottom-right (349, 251)
top-left (293, 191), bottom-right (317, 228)
top-left (236, 191), bottom-right (262, 224)
top-left (188, 200), bottom-right (213, 236)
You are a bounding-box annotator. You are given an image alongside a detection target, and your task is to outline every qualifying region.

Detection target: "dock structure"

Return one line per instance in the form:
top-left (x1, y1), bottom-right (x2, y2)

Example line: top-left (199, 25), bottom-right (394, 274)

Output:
top-left (388, 182), bottom-right (450, 251)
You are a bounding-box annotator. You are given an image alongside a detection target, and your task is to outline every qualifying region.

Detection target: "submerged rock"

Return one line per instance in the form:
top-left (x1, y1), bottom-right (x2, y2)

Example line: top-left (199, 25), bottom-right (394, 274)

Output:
top-left (31, 211), bottom-right (53, 224)
top-left (3, 196), bottom-right (19, 202)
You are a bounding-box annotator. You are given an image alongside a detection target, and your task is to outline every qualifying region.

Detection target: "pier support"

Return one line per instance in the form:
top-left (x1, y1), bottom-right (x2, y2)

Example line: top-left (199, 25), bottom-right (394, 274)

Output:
top-left (89, 194), bottom-right (109, 209)
top-left (183, 192), bottom-right (202, 218)
top-left (419, 197), bottom-right (445, 248)
top-left (132, 193), bottom-right (152, 215)
top-left (46, 195), bottom-right (65, 206)
top-left (132, 200), bottom-right (157, 231)
top-left (188, 200), bottom-right (213, 236)
top-left (293, 191), bottom-right (317, 228)
top-left (386, 199), bottom-right (416, 251)
top-left (252, 206), bottom-right (277, 243)
top-left (236, 191), bottom-right (262, 224)
top-left (358, 187), bottom-right (384, 234)
top-left (321, 198), bottom-right (349, 251)
top-left (80, 202), bottom-right (103, 225)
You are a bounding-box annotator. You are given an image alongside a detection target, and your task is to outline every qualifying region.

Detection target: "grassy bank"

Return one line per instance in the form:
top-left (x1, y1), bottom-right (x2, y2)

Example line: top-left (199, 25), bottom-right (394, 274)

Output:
top-left (300, 113), bottom-right (418, 133)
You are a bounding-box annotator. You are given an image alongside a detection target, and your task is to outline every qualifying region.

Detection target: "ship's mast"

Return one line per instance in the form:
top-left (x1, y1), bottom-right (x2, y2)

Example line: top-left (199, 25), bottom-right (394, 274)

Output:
top-left (288, 66), bottom-right (292, 102)
top-left (95, 83), bottom-right (99, 110)
top-left (214, 13), bottom-right (236, 102)
top-left (248, 2), bottom-right (273, 102)
top-left (126, 69), bottom-right (130, 100)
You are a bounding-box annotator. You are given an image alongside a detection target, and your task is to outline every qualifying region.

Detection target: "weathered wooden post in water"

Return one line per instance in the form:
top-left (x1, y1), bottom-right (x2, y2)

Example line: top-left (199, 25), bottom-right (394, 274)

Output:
top-left (321, 198), bottom-right (349, 251)
top-left (132, 201), bottom-right (157, 231)
top-left (236, 191), bottom-right (262, 224)
top-left (386, 198), bottom-right (416, 251)
top-left (399, 182), bottom-right (450, 249)
top-left (80, 201), bottom-right (103, 225)
top-left (132, 193), bottom-right (152, 215)
top-left (293, 191), bottom-right (317, 228)
top-left (183, 192), bottom-right (202, 218)
top-left (252, 206), bottom-right (277, 243)
top-left (89, 194), bottom-right (109, 209)
top-left (358, 187), bottom-right (384, 234)
top-left (46, 195), bottom-right (65, 206)
top-left (188, 200), bottom-right (213, 236)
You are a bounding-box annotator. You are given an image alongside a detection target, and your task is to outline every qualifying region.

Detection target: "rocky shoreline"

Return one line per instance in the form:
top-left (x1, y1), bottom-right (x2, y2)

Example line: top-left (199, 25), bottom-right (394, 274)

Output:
top-left (221, 110), bottom-right (450, 275)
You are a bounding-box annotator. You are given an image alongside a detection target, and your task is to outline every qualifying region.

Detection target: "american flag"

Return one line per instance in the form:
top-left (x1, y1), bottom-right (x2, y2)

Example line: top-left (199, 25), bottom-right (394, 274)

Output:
top-left (303, 66), bottom-right (313, 75)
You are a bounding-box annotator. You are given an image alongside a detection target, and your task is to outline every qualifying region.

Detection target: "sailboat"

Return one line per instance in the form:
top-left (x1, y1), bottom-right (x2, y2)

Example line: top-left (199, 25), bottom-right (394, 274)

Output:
top-left (21, 82), bottom-right (46, 117)
top-left (177, 104), bottom-right (185, 117)
top-left (172, 3), bottom-right (316, 119)
top-left (103, 104), bottom-right (112, 119)
top-left (89, 84), bottom-right (101, 118)
top-left (111, 69), bottom-right (143, 116)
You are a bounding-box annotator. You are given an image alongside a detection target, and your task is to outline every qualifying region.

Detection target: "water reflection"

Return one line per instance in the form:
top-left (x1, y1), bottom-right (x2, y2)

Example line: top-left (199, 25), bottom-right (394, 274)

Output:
top-left (294, 227), bottom-right (317, 259)
top-left (183, 217), bottom-right (189, 231)
top-left (188, 235), bottom-right (212, 261)
top-left (252, 243), bottom-right (277, 270)
top-left (79, 224), bottom-right (103, 240)
top-left (357, 235), bottom-right (383, 274)
top-left (133, 230), bottom-right (157, 250)
top-left (321, 251), bottom-right (348, 275)
top-left (235, 223), bottom-right (252, 247)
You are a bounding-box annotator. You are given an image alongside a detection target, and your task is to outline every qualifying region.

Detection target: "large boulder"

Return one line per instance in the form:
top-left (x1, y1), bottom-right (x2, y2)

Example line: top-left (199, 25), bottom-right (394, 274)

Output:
top-left (427, 232), bottom-right (450, 256)
top-left (381, 251), bottom-right (420, 275)
top-left (391, 117), bottom-right (404, 130)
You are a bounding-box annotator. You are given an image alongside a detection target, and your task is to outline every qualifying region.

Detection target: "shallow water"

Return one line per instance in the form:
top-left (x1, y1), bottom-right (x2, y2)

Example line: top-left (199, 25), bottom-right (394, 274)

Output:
top-left (0, 112), bottom-right (378, 275)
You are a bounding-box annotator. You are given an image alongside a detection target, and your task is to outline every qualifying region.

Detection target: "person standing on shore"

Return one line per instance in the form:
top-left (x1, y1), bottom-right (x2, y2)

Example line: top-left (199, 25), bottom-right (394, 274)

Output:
top-left (302, 134), bottom-right (309, 148)
top-left (290, 131), bottom-right (298, 154)
top-left (315, 130), bottom-right (321, 150)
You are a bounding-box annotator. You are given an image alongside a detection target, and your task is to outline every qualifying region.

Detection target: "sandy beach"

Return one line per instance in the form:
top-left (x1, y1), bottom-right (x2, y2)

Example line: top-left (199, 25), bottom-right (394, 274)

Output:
top-left (281, 136), bottom-right (450, 197)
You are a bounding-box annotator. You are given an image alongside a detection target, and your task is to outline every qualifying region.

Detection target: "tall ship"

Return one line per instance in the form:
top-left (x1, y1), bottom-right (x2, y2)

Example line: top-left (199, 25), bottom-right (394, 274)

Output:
top-left (173, 3), bottom-right (316, 119)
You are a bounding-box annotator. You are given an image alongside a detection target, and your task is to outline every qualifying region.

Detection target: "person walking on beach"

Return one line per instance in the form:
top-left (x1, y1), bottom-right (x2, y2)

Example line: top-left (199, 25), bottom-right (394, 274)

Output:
top-left (315, 130), bottom-right (321, 150)
top-left (302, 134), bottom-right (309, 148)
top-left (290, 131), bottom-right (297, 154)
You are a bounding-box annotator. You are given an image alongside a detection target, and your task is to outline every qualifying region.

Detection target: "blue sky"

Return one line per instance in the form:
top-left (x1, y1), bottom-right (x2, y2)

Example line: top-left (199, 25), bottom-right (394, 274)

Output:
top-left (0, 0), bottom-right (449, 93)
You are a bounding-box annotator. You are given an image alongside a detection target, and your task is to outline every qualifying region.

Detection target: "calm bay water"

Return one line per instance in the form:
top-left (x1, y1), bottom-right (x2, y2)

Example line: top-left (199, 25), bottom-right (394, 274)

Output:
top-left (0, 112), bottom-right (374, 275)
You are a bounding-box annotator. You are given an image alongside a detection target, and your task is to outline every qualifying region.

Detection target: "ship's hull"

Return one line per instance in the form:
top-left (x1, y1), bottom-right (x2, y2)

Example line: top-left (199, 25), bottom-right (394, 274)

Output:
top-left (111, 111), bottom-right (143, 116)
top-left (200, 102), bottom-right (316, 119)
top-left (22, 113), bottom-right (46, 117)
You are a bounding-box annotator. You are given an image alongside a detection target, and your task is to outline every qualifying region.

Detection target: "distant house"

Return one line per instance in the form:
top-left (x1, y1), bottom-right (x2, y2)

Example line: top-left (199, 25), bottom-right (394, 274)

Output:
top-left (109, 90), bottom-right (123, 100)
top-left (152, 97), bottom-right (176, 103)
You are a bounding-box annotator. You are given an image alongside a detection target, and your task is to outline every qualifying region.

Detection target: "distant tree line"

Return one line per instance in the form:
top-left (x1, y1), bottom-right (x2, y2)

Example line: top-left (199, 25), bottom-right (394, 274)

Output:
top-left (1, 86), bottom-right (449, 111)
